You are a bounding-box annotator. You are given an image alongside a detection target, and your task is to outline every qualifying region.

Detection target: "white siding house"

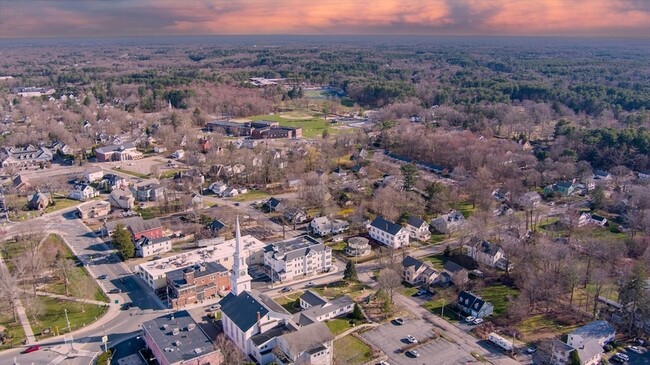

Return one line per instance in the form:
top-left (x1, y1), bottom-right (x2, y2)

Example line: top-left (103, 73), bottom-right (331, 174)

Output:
top-left (369, 216), bottom-right (409, 249)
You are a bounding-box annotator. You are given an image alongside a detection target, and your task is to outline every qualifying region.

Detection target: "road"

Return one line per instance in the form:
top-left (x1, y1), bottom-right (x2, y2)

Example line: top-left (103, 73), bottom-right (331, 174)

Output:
top-left (0, 209), bottom-right (164, 365)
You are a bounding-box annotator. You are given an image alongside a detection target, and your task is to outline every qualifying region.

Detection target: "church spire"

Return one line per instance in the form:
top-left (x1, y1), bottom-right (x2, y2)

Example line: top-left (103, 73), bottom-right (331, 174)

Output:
top-left (230, 216), bottom-right (251, 296)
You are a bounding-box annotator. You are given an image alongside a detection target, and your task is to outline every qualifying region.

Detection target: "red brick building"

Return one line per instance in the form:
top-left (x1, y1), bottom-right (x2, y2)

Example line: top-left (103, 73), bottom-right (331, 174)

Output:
top-left (166, 262), bottom-right (229, 309)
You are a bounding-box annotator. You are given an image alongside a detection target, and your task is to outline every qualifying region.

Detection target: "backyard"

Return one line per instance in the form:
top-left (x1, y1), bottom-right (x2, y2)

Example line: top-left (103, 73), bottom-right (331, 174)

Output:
top-left (333, 335), bottom-right (373, 365)
top-left (476, 284), bottom-right (519, 317)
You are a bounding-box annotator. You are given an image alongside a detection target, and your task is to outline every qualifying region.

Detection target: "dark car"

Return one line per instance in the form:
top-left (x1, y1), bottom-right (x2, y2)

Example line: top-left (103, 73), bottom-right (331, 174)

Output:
top-left (121, 302), bottom-right (133, 310)
top-left (108, 288), bottom-right (120, 294)
top-left (280, 286), bottom-right (292, 293)
top-left (97, 274), bottom-right (107, 280)
top-left (393, 318), bottom-right (404, 325)
top-left (23, 345), bottom-right (40, 354)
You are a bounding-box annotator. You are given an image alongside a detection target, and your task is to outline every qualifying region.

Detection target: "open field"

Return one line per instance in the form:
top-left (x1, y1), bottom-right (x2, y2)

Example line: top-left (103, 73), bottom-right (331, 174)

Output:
top-left (230, 190), bottom-right (269, 202)
top-left (248, 113), bottom-right (334, 138)
top-left (325, 318), bottom-right (354, 336)
top-left (32, 296), bottom-right (107, 337)
top-left (476, 284), bottom-right (518, 316)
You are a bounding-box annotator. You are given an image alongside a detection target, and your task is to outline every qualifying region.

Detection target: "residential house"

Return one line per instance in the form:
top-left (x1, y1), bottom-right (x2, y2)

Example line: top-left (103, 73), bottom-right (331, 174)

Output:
top-left (76, 200), bottom-right (111, 219)
top-left (95, 142), bottom-right (141, 162)
top-left (172, 150), bottom-right (185, 160)
top-left (263, 236), bottom-right (332, 282)
top-left (109, 188), bottom-right (135, 210)
top-left (166, 262), bottom-right (229, 308)
top-left (1, 145), bottom-right (53, 168)
top-left (190, 191), bottom-right (203, 208)
top-left (142, 311), bottom-right (223, 365)
top-left (345, 237), bottom-right (371, 257)
top-left (153, 146), bottom-right (167, 154)
top-left (430, 211), bottom-right (466, 234)
top-left (12, 175), bottom-right (31, 193)
top-left (209, 181), bottom-right (228, 196)
top-left (284, 207), bottom-right (308, 224)
top-left (101, 173), bottom-right (128, 191)
top-left (68, 184), bottom-right (99, 201)
top-left (173, 169), bottom-right (205, 186)
top-left (565, 321), bottom-right (615, 365)
top-left (264, 197), bottom-right (283, 212)
top-left (135, 236), bottom-right (172, 258)
top-left (457, 291), bottom-right (494, 318)
top-left (83, 167), bottom-right (105, 183)
top-left (102, 216), bottom-right (164, 240)
top-left (593, 170), bottom-right (611, 181)
top-left (222, 187), bottom-right (239, 198)
top-left (405, 216), bottom-right (431, 242)
top-left (27, 191), bottom-right (49, 210)
top-left (310, 216), bottom-right (350, 237)
top-left (350, 164), bottom-right (367, 175)
top-left (297, 290), bottom-right (355, 322)
top-left (50, 141), bottom-right (74, 155)
top-left (207, 219), bottom-right (227, 236)
top-left (133, 179), bottom-right (165, 202)
top-left (590, 214), bottom-right (608, 227)
top-left (492, 188), bottom-right (511, 202)
top-left (465, 238), bottom-right (511, 271)
top-left (401, 256), bottom-right (440, 286)
top-left (545, 180), bottom-right (576, 196)
top-left (441, 261), bottom-right (469, 285)
top-left (515, 191), bottom-right (542, 209)
top-left (369, 216), bottom-right (409, 249)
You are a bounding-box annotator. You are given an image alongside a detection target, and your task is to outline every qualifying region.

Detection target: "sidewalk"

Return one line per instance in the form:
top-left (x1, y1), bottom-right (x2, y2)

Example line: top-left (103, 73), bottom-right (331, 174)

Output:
top-left (334, 322), bottom-right (379, 340)
top-left (0, 248), bottom-right (35, 344)
top-left (18, 288), bottom-right (110, 306)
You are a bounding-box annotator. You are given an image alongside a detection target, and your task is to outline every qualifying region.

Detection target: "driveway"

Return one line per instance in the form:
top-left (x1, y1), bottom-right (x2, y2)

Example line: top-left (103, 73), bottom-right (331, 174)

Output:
top-left (361, 318), bottom-right (477, 365)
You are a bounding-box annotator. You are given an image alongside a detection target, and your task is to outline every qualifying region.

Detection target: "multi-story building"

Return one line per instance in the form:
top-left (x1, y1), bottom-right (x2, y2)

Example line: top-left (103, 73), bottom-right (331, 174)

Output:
top-left (263, 236), bottom-right (332, 282)
top-left (565, 321), bottom-right (615, 365)
top-left (310, 216), bottom-right (350, 237)
top-left (132, 179), bottom-right (165, 202)
top-left (166, 262), bottom-right (229, 308)
top-left (430, 210), bottom-right (466, 234)
top-left (369, 216), bottom-right (409, 249)
top-left (135, 236), bottom-right (172, 258)
top-left (142, 311), bottom-right (223, 365)
top-left (0, 145), bottom-right (53, 168)
top-left (68, 184), bottom-right (99, 201)
top-left (465, 238), bottom-right (511, 271)
top-left (95, 142), bottom-right (142, 162)
top-left (405, 216), bottom-right (431, 242)
top-left (136, 234), bottom-right (266, 290)
top-left (109, 188), bottom-right (135, 210)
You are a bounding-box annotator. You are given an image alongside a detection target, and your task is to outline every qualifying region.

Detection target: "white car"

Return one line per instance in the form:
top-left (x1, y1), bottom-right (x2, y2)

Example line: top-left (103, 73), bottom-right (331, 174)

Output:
top-left (628, 346), bottom-right (643, 354)
top-left (473, 318), bottom-right (484, 325)
top-left (615, 353), bottom-right (630, 362)
top-left (405, 335), bottom-right (417, 344)
top-left (376, 362), bottom-right (391, 365)
top-left (465, 316), bottom-right (476, 323)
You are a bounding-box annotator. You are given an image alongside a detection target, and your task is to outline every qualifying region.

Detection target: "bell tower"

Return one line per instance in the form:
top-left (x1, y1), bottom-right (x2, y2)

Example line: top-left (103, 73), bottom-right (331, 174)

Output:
top-left (230, 216), bottom-right (252, 295)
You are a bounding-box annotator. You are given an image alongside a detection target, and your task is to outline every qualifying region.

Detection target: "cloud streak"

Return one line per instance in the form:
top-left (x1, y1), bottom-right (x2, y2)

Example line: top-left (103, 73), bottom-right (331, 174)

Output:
top-left (0, 0), bottom-right (648, 38)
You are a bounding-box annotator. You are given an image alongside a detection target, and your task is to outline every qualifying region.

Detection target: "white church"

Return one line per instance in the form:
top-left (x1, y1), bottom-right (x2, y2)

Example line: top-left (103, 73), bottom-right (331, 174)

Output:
top-left (219, 217), bottom-right (335, 365)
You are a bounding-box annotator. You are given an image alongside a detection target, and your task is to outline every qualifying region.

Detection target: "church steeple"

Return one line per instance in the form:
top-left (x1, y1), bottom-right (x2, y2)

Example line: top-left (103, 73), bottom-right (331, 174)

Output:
top-left (230, 216), bottom-right (251, 296)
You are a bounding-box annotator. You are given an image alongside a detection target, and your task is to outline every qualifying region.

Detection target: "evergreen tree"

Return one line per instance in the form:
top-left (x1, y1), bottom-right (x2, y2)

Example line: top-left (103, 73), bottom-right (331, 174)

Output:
top-left (343, 260), bottom-right (358, 282)
top-left (400, 163), bottom-right (419, 191)
top-left (112, 224), bottom-right (135, 259)
top-left (569, 350), bottom-right (581, 365)
top-left (351, 303), bottom-right (364, 321)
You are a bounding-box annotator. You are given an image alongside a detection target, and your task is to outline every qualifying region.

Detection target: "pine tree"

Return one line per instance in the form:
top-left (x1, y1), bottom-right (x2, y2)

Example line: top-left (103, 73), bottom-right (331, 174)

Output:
top-left (112, 223), bottom-right (135, 259)
top-left (343, 260), bottom-right (358, 282)
top-left (351, 303), bottom-right (364, 321)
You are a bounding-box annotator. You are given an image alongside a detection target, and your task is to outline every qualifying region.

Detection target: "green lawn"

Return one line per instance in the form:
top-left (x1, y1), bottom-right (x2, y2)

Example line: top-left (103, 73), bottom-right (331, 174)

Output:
top-left (0, 313), bottom-right (26, 350)
top-left (327, 242), bottom-right (347, 252)
top-left (249, 114), bottom-right (332, 138)
top-left (325, 318), bottom-right (353, 336)
top-left (273, 294), bottom-right (303, 314)
top-left (476, 285), bottom-right (519, 316)
top-left (32, 297), bottom-right (108, 337)
top-left (313, 282), bottom-right (369, 301)
top-left (423, 298), bottom-right (461, 321)
top-left (426, 254), bottom-right (449, 269)
top-left (457, 202), bottom-right (475, 218)
top-left (158, 169), bottom-right (184, 179)
top-left (429, 234), bottom-right (446, 245)
top-left (230, 190), bottom-right (269, 202)
top-left (44, 197), bottom-right (81, 214)
top-left (112, 167), bottom-right (149, 179)
top-left (333, 335), bottom-right (373, 365)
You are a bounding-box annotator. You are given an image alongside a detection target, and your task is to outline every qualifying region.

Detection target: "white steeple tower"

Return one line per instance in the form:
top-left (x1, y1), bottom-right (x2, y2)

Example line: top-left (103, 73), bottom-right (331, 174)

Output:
top-left (230, 216), bottom-right (252, 296)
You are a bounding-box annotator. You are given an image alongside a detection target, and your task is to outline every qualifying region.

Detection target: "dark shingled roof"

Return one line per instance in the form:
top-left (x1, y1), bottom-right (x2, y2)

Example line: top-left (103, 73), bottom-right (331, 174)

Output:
top-left (370, 216), bottom-right (403, 235)
top-left (407, 216), bottom-right (426, 229)
top-left (444, 261), bottom-right (467, 274)
top-left (458, 291), bottom-right (487, 312)
top-left (402, 255), bottom-right (425, 271)
top-left (299, 290), bottom-right (327, 307)
top-left (142, 311), bottom-right (217, 364)
top-left (220, 291), bottom-right (290, 332)
top-left (166, 262), bottom-right (228, 289)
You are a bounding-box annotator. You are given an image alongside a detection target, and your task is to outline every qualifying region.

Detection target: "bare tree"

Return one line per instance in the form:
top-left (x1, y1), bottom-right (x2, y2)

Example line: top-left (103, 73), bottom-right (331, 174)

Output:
top-left (215, 333), bottom-right (246, 364)
top-left (53, 251), bottom-right (76, 296)
top-left (377, 268), bottom-right (401, 305)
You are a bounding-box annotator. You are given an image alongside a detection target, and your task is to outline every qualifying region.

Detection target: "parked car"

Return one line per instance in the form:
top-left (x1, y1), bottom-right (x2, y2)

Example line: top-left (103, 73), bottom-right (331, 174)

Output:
top-left (405, 350), bottom-right (420, 358)
top-left (23, 345), bottom-right (40, 354)
top-left (414, 289), bottom-right (428, 296)
top-left (376, 361), bottom-right (390, 365)
top-left (405, 335), bottom-right (417, 344)
top-left (108, 288), bottom-right (120, 294)
top-left (465, 316), bottom-right (476, 323)
top-left (97, 274), bottom-right (107, 280)
top-left (209, 304), bottom-right (221, 311)
top-left (628, 346), bottom-right (643, 354)
top-left (280, 286), bottom-right (292, 293)
top-left (526, 346), bottom-right (537, 354)
top-left (305, 282), bottom-right (315, 287)
top-left (614, 353), bottom-right (630, 362)
top-left (121, 302), bottom-right (133, 310)
top-left (473, 318), bottom-right (484, 325)
top-left (393, 318), bottom-right (404, 325)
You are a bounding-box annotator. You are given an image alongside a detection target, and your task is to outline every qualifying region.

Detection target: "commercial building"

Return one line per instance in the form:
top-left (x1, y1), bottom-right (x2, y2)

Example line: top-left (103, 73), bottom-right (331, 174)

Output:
top-left (95, 142), bottom-right (142, 162)
top-left (142, 311), bottom-right (223, 365)
top-left (166, 262), bottom-right (230, 309)
top-left (263, 236), bottom-right (332, 283)
top-left (0, 145), bottom-right (53, 168)
top-left (76, 200), bottom-right (111, 219)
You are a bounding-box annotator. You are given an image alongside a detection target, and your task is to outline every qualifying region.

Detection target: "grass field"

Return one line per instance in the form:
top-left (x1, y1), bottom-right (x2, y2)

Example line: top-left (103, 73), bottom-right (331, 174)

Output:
top-left (313, 282), bottom-right (369, 301)
top-left (476, 284), bottom-right (518, 316)
top-left (457, 202), bottom-right (475, 218)
top-left (112, 167), bottom-right (149, 179)
top-left (333, 335), bottom-right (373, 365)
top-left (230, 190), bottom-right (269, 202)
top-left (273, 294), bottom-right (303, 314)
top-left (249, 114), bottom-right (333, 138)
top-left (325, 318), bottom-right (353, 336)
top-left (32, 297), bottom-right (107, 336)
top-left (0, 313), bottom-right (26, 349)
top-left (44, 197), bottom-right (81, 214)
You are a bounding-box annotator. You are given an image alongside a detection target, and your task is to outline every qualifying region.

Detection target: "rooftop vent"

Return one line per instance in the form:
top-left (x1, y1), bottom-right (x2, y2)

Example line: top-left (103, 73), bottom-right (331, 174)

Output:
top-left (172, 328), bottom-right (180, 336)
top-left (174, 340), bottom-right (182, 347)
top-left (187, 324), bottom-right (196, 331)
top-left (193, 348), bottom-right (203, 355)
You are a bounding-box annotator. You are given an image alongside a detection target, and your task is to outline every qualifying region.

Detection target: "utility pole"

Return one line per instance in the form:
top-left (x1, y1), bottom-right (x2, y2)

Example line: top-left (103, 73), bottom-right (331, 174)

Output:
top-left (64, 308), bottom-right (71, 333)
top-left (441, 298), bottom-right (445, 318)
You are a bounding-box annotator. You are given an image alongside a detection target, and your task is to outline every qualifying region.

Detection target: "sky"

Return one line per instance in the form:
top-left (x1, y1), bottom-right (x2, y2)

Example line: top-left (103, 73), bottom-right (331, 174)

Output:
top-left (1, 0), bottom-right (649, 39)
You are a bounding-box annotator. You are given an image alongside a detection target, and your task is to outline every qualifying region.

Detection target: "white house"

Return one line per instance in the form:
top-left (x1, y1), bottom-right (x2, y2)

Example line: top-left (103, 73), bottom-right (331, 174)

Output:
top-left (135, 236), bottom-right (172, 258)
top-left (310, 216), bottom-right (349, 236)
top-left (566, 321), bottom-right (615, 365)
top-left (401, 256), bottom-right (440, 286)
top-left (109, 188), bottom-right (135, 210)
top-left (515, 191), bottom-right (542, 209)
top-left (465, 238), bottom-right (511, 271)
top-left (209, 181), bottom-right (228, 196)
top-left (369, 216), bottom-right (409, 248)
top-left (298, 290), bottom-right (354, 322)
top-left (68, 184), bottom-right (99, 201)
top-left (263, 236), bottom-right (332, 282)
top-left (405, 216), bottom-right (430, 241)
top-left (83, 167), bottom-right (105, 183)
top-left (638, 170), bottom-right (650, 179)
top-left (172, 149), bottom-right (184, 159)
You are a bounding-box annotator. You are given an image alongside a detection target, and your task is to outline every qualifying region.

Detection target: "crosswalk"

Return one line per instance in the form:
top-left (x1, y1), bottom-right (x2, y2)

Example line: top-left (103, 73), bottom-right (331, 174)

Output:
top-left (47, 350), bottom-right (100, 365)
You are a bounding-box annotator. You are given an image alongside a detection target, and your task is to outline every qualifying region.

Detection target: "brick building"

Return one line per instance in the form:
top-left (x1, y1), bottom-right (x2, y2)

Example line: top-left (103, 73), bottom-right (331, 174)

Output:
top-left (166, 262), bottom-right (230, 309)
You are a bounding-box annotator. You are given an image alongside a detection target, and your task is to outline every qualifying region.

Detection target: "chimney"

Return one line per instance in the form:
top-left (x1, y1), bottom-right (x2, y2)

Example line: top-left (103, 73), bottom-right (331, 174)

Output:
top-left (257, 311), bottom-right (261, 323)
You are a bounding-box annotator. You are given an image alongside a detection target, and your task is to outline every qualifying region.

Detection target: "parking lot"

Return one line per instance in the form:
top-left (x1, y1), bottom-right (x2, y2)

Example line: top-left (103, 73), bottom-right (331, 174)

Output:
top-left (361, 318), bottom-right (476, 365)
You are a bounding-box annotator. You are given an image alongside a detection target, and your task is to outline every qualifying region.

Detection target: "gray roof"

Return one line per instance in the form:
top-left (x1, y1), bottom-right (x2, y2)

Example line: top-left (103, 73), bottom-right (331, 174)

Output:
top-left (472, 239), bottom-right (502, 257)
top-left (555, 180), bottom-right (574, 189)
top-left (370, 216), bottom-right (403, 235)
top-left (402, 255), bottom-right (425, 271)
top-left (104, 216), bottom-right (162, 234)
top-left (407, 216), bottom-right (427, 229)
top-left (265, 236), bottom-right (327, 261)
top-left (444, 261), bottom-right (467, 274)
top-left (279, 322), bottom-right (334, 357)
top-left (301, 295), bottom-right (354, 321)
top-left (299, 290), bottom-right (327, 307)
top-left (95, 142), bottom-right (135, 154)
top-left (250, 325), bottom-right (291, 346)
top-left (142, 311), bottom-right (217, 364)
top-left (458, 291), bottom-right (489, 312)
top-left (220, 290), bottom-right (290, 332)
top-left (570, 320), bottom-right (615, 340)
top-left (166, 262), bottom-right (227, 289)
top-left (576, 341), bottom-right (604, 363)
